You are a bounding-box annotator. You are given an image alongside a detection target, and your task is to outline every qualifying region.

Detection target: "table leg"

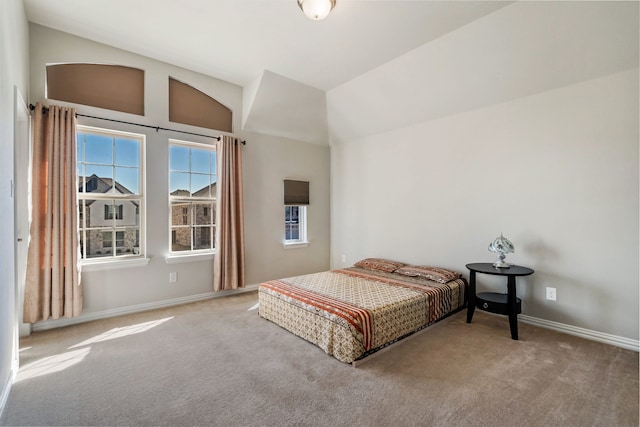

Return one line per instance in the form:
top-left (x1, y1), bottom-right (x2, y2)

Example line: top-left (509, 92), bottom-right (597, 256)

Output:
top-left (466, 271), bottom-right (476, 323)
top-left (507, 276), bottom-right (518, 340)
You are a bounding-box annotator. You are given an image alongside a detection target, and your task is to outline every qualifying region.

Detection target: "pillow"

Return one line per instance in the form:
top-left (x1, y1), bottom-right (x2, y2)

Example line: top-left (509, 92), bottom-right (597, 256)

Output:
top-left (395, 265), bottom-right (461, 284)
top-left (353, 258), bottom-right (406, 273)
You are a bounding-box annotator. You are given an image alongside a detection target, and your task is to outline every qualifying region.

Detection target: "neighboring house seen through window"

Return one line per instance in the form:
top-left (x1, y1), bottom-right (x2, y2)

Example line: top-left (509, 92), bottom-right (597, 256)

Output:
top-left (169, 140), bottom-right (217, 253)
top-left (77, 125), bottom-right (145, 260)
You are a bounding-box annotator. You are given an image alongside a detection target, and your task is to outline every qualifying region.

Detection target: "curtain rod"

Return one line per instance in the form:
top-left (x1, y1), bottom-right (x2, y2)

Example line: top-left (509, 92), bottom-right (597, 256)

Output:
top-left (28, 104), bottom-right (246, 145)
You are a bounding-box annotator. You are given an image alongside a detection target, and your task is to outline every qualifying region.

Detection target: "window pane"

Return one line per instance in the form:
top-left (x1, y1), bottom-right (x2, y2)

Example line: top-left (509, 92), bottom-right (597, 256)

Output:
top-left (171, 202), bottom-right (191, 226)
top-left (285, 206), bottom-right (300, 241)
top-left (115, 167), bottom-right (139, 195)
top-left (85, 133), bottom-right (113, 164)
top-left (80, 199), bottom-right (114, 228)
top-left (114, 200), bottom-right (140, 227)
top-left (84, 165), bottom-right (113, 193)
top-left (191, 173), bottom-right (210, 196)
top-left (191, 148), bottom-right (210, 173)
top-left (170, 171), bottom-right (190, 195)
top-left (79, 232), bottom-right (85, 258)
top-left (115, 138), bottom-right (139, 167)
top-left (77, 166), bottom-right (85, 192)
top-left (193, 226), bottom-right (212, 250)
top-left (106, 228), bottom-right (138, 255)
top-left (169, 145), bottom-right (189, 171)
top-left (171, 227), bottom-right (191, 252)
top-left (77, 135), bottom-right (84, 163)
top-left (85, 230), bottom-right (108, 258)
top-left (210, 151), bottom-right (217, 176)
top-left (194, 202), bottom-right (214, 225)
top-left (114, 230), bottom-right (126, 254)
top-left (100, 231), bottom-right (113, 256)
top-left (286, 224), bottom-right (299, 241)
top-left (115, 232), bottom-right (125, 250)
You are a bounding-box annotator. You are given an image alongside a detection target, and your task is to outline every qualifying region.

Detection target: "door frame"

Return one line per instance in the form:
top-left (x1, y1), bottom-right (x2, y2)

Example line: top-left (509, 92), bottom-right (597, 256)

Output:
top-left (13, 87), bottom-right (31, 343)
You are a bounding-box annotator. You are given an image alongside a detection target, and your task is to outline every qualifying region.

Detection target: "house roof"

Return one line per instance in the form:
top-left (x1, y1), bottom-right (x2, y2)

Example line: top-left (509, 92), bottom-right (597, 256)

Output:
top-left (81, 175), bottom-right (139, 207)
top-left (170, 183), bottom-right (216, 198)
top-left (80, 174), bottom-right (133, 194)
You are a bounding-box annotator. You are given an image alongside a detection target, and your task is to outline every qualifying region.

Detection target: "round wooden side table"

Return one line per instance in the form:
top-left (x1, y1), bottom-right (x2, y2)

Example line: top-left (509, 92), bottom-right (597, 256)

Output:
top-left (466, 262), bottom-right (534, 340)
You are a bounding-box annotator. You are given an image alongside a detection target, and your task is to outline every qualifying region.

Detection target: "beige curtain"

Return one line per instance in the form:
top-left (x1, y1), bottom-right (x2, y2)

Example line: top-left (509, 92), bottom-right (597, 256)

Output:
top-left (24, 102), bottom-right (82, 323)
top-left (213, 135), bottom-right (245, 291)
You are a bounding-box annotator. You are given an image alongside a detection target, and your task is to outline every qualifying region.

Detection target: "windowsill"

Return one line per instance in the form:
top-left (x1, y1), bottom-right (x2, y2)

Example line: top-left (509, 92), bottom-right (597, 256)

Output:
top-left (283, 241), bottom-right (310, 249)
top-left (165, 252), bottom-right (215, 264)
top-left (82, 257), bottom-right (151, 272)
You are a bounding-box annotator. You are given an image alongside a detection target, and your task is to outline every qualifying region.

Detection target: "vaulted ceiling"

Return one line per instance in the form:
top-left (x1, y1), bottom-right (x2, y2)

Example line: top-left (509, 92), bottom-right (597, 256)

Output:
top-left (24, 0), bottom-right (509, 91)
top-left (23, 1), bottom-right (511, 144)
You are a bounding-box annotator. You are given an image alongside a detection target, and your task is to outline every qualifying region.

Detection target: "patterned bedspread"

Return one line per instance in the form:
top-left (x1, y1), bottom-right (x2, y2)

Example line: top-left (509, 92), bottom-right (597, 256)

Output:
top-left (258, 267), bottom-right (466, 363)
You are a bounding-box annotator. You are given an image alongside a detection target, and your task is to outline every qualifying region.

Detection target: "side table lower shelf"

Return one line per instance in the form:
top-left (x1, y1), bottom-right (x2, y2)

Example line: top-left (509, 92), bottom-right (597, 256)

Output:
top-left (476, 292), bottom-right (521, 316)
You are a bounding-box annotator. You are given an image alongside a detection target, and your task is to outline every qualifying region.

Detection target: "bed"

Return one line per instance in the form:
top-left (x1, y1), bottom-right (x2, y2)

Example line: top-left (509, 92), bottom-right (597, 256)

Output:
top-left (258, 258), bottom-right (467, 364)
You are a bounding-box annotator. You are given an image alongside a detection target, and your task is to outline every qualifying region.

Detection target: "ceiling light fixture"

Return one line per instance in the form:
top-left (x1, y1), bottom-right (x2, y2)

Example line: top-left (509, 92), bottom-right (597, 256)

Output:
top-left (297, 0), bottom-right (336, 20)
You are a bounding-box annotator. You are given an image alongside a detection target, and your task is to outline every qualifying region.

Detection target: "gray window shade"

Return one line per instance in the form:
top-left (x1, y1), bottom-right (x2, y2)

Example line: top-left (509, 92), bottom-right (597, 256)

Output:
top-left (284, 180), bottom-right (309, 205)
top-left (169, 77), bottom-right (232, 132)
top-left (46, 64), bottom-right (144, 115)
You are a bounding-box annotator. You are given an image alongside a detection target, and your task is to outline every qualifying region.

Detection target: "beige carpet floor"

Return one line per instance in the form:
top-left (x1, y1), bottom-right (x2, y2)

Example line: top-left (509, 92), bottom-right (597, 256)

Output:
top-left (1, 291), bottom-right (638, 427)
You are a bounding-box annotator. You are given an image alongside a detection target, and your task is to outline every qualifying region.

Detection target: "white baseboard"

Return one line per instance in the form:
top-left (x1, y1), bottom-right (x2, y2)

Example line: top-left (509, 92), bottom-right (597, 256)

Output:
top-left (28, 287), bottom-right (638, 353)
top-left (32, 285), bottom-right (259, 332)
top-left (0, 366), bottom-right (17, 421)
top-left (519, 314), bottom-right (639, 352)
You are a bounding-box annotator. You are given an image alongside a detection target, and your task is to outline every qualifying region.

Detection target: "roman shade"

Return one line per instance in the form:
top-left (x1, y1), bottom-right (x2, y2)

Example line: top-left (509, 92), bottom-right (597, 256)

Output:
top-left (169, 77), bottom-right (232, 132)
top-left (284, 180), bottom-right (309, 205)
top-left (46, 63), bottom-right (144, 115)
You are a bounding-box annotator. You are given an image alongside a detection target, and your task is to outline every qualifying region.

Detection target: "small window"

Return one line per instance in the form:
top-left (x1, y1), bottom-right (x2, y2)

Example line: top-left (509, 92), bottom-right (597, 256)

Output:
top-left (285, 205), bottom-right (307, 244)
top-left (284, 180), bottom-right (309, 246)
top-left (169, 140), bottom-right (216, 253)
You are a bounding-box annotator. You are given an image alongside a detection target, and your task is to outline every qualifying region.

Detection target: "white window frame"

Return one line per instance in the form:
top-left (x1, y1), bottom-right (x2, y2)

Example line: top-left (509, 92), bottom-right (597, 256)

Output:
top-left (284, 205), bottom-right (309, 249)
top-left (168, 139), bottom-right (217, 258)
top-left (77, 125), bottom-right (146, 267)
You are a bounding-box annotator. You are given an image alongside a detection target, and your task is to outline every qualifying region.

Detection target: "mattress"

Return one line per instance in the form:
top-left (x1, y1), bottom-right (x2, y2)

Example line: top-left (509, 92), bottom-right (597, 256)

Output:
top-left (258, 267), bottom-right (467, 364)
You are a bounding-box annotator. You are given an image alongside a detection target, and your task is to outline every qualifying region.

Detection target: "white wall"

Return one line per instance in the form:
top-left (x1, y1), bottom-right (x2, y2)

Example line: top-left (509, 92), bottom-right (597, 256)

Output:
top-left (0, 0), bottom-right (29, 413)
top-left (328, 2), bottom-right (639, 342)
top-left (29, 24), bottom-right (329, 318)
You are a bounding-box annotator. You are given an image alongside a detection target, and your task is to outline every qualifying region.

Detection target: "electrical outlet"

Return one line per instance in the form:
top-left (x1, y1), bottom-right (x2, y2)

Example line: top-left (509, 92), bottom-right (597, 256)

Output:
top-left (546, 287), bottom-right (556, 301)
top-left (169, 272), bottom-right (177, 283)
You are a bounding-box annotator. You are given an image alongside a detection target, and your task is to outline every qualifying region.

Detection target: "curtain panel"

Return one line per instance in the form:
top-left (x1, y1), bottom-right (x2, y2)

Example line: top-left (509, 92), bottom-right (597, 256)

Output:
top-left (24, 102), bottom-right (82, 323)
top-left (213, 135), bottom-right (246, 291)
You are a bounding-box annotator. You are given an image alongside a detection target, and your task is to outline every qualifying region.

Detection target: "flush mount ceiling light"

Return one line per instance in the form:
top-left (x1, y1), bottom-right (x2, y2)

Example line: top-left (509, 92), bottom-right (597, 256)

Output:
top-left (297, 0), bottom-right (336, 20)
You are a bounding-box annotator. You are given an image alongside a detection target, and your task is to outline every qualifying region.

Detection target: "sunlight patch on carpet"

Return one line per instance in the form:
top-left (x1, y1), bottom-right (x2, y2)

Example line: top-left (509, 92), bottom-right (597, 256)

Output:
top-left (16, 348), bottom-right (90, 382)
top-left (68, 317), bottom-right (174, 349)
top-left (247, 302), bottom-right (259, 311)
